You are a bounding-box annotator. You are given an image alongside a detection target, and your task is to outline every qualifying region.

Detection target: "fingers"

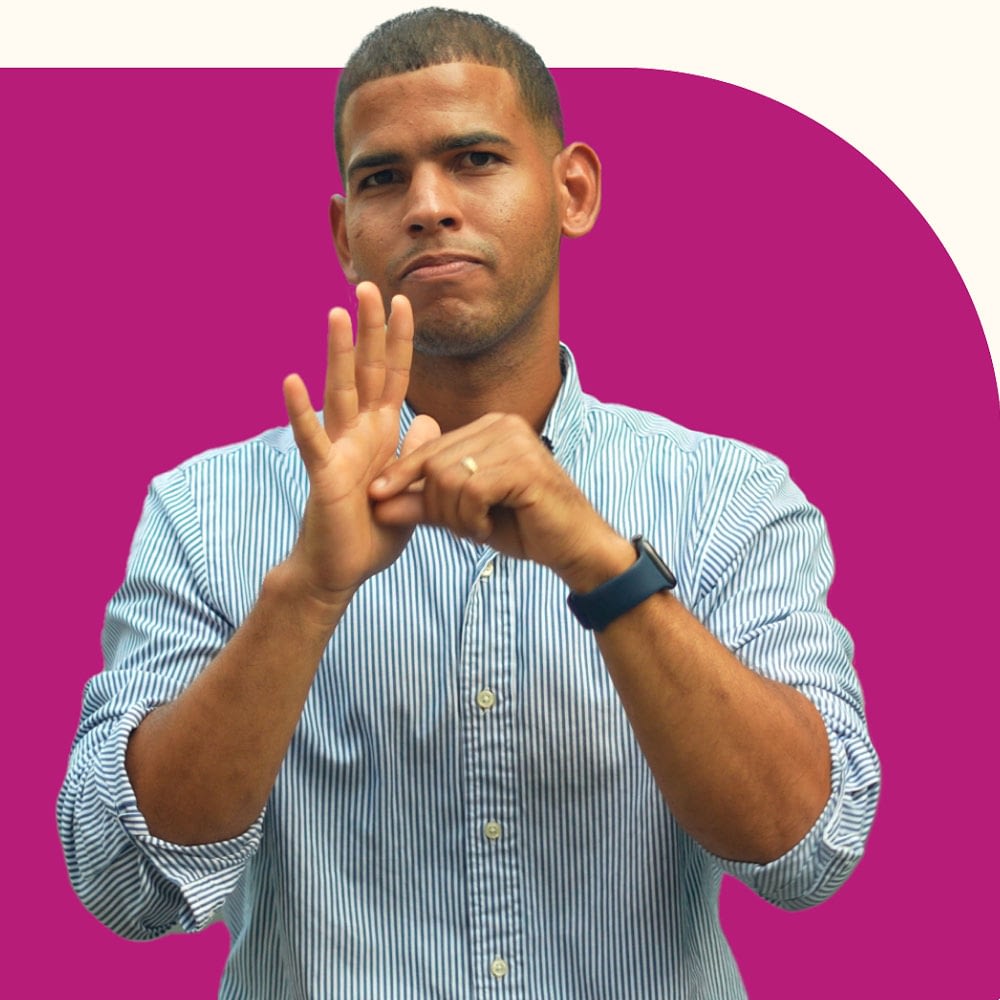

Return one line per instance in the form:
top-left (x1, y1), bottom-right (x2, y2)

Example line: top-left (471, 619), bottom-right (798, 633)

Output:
top-left (371, 414), bottom-right (531, 540)
top-left (373, 446), bottom-right (504, 541)
top-left (353, 282), bottom-right (388, 405)
top-left (382, 295), bottom-right (414, 411)
top-left (283, 372), bottom-right (329, 472)
top-left (372, 490), bottom-right (428, 529)
top-left (371, 413), bottom-right (441, 528)
top-left (321, 307), bottom-right (358, 441)
top-left (400, 413), bottom-right (441, 458)
top-left (353, 284), bottom-right (414, 411)
top-left (314, 283), bottom-right (412, 443)
top-left (372, 413), bottom-right (506, 495)
top-left (369, 413), bottom-right (599, 567)
top-left (454, 470), bottom-right (499, 542)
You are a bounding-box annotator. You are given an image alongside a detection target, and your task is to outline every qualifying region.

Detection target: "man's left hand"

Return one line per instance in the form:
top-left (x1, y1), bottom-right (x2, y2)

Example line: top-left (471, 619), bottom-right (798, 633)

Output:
top-left (372, 413), bottom-right (835, 866)
top-left (369, 413), bottom-right (634, 590)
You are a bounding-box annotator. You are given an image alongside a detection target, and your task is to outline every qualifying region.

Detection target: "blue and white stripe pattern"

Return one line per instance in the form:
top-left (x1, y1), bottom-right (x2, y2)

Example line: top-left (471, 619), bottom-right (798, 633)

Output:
top-left (58, 346), bottom-right (880, 998)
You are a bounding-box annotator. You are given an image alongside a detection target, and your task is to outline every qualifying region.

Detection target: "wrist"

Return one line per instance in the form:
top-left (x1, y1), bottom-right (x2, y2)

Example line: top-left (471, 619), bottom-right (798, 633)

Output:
top-left (567, 534), bottom-right (678, 632)
top-left (555, 529), bottom-right (637, 593)
top-left (264, 556), bottom-right (355, 632)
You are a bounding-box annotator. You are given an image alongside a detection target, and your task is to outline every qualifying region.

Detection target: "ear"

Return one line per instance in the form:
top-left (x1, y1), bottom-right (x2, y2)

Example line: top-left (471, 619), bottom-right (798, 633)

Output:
top-left (554, 142), bottom-right (602, 239)
top-left (329, 194), bottom-right (360, 285)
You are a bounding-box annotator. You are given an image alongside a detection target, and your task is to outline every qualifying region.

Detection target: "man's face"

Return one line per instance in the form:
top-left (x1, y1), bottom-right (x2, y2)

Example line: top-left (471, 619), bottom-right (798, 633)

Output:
top-left (333, 62), bottom-right (565, 359)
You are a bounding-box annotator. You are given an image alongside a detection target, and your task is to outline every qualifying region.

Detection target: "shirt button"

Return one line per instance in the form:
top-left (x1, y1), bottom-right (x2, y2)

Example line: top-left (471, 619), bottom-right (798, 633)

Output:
top-left (480, 561), bottom-right (495, 579)
top-left (490, 957), bottom-right (508, 979)
top-left (476, 688), bottom-right (497, 711)
top-left (483, 820), bottom-right (502, 841)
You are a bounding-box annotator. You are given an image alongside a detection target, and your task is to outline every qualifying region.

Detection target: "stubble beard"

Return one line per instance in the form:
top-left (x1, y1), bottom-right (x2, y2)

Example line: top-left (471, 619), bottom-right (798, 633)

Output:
top-left (410, 241), bottom-right (560, 362)
top-left (412, 313), bottom-right (517, 359)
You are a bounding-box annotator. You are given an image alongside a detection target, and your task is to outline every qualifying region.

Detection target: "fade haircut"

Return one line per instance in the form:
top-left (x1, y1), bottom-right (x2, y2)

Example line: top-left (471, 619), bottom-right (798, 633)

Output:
top-left (335, 7), bottom-right (564, 174)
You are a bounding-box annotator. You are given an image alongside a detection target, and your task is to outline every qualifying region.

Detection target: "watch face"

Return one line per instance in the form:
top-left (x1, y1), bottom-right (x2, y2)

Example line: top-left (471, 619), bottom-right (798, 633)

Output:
top-left (634, 535), bottom-right (678, 589)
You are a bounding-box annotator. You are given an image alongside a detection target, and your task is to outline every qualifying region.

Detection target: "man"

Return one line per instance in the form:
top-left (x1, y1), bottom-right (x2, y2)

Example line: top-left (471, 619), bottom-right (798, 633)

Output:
top-left (58, 9), bottom-right (879, 997)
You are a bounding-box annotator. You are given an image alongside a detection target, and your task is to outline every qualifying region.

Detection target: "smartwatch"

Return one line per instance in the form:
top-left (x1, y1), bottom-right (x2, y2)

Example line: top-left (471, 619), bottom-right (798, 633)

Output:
top-left (567, 535), bottom-right (677, 632)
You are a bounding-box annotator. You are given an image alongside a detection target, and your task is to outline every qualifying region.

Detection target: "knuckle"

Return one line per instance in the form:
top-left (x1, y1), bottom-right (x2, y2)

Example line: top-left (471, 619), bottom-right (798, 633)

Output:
top-left (495, 413), bottom-right (530, 437)
top-left (464, 477), bottom-right (490, 503)
top-left (424, 454), bottom-right (453, 481)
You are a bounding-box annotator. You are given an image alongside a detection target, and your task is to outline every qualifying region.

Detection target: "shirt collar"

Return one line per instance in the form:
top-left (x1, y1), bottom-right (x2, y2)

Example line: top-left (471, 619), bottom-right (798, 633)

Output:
top-left (399, 343), bottom-right (588, 463)
top-left (539, 343), bottom-right (587, 462)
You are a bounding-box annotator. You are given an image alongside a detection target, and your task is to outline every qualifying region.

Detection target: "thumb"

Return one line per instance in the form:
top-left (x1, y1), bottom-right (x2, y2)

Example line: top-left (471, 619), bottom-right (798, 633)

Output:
top-left (369, 413), bottom-right (439, 528)
top-left (399, 413), bottom-right (441, 458)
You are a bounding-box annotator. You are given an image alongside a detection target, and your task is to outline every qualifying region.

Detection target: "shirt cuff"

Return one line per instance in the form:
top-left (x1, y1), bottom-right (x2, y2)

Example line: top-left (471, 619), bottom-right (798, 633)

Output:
top-left (96, 701), bottom-right (266, 932)
top-left (711, 722), bottom-right (864, 910)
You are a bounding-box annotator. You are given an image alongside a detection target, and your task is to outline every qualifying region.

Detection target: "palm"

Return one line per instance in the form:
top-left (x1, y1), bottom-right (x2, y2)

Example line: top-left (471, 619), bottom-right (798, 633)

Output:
top-left (283, 284), bottom-right (432, 599)
top-left (306, 406), bottom-right (411, 583)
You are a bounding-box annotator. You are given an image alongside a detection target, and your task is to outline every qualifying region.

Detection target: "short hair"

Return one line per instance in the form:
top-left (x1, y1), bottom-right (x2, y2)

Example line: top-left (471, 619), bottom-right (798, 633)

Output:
top-left (335, 7), bottom-right (564, 173)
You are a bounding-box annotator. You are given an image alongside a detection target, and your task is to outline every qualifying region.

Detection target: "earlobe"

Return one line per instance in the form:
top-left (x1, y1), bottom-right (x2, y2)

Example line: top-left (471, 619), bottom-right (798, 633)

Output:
top-left (329, 194), bottom-right (359, 284)
top-left (555, 143), bottom-right (602, 240)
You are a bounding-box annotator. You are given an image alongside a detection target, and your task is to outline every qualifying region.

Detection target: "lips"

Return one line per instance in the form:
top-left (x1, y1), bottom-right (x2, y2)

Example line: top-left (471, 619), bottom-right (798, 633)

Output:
top-left (400, 251), bottom-right (485, 281)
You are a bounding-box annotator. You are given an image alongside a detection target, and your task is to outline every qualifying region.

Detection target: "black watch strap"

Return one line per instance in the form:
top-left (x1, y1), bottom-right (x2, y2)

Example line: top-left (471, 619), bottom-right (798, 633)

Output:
top-left (567, 535), bottom-right (677, 632)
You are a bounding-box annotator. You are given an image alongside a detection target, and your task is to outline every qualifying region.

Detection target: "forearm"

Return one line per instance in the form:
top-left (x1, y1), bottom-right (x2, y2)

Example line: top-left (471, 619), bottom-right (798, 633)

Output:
top-left (367, 409), bottom-right (852, 866)
top-left (125, 557), bottom-right (350, 845)
top-left (600, 593), bottom-right (829, 862)
top-left (562, 532), bottom-right (830, 865)
top-left (120, 289), bottom-right (419, 848)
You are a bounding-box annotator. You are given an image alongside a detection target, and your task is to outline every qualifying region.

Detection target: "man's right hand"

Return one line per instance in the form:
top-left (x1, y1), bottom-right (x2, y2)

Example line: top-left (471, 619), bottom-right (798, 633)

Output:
top-left (281, 282), bottom-right (439, 609)
top-left (125, 285), bottom-right (439, 845)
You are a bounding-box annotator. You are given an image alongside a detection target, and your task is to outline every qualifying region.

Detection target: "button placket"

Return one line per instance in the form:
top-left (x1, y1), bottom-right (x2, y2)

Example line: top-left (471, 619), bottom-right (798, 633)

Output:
top-left (459, 550), bottom-right (521, 993)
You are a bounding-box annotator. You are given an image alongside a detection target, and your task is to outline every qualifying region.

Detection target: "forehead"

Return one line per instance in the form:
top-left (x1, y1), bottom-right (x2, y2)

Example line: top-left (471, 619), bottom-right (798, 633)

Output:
top-left (339, 61), bottom-right (549, 164)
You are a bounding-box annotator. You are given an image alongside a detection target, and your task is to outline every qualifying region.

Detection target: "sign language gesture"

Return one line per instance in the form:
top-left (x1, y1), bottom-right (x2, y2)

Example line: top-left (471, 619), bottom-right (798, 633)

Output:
top-left (281, 282), bottom-right (439, 606)
top-left (369, 412), bottom-right (635, 593)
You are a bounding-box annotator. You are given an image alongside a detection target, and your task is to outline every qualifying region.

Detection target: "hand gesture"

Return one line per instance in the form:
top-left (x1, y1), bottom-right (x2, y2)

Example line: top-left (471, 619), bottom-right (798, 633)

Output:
top-left (368, 413), bottom-right (634, 592)
top-left (281, 283), bottom-right (440, 607)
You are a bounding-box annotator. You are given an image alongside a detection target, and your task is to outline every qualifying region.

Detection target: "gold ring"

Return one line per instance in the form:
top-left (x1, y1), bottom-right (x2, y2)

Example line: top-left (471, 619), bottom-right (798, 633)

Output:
top-left (460, 456), bottom-right (479, 475)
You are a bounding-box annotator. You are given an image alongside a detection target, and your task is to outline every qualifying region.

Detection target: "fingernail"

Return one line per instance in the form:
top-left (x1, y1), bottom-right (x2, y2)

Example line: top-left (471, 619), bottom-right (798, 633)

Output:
top-left (372, 476), bottom-right (388, 491)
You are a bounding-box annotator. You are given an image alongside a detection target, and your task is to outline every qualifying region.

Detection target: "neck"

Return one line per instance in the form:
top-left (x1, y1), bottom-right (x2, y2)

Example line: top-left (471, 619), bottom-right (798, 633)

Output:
top-left (406, 335), bottom-right (563, 435)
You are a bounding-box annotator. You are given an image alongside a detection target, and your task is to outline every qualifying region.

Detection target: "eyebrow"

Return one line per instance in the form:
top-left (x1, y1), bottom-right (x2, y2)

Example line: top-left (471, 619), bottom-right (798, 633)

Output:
top-left (431, 131), bottom-right (512, 155)
top-left (346, 131), bottom-right (514, 179)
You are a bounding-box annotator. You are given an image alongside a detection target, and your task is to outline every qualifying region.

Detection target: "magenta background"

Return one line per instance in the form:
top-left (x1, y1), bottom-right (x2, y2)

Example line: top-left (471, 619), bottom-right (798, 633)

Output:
top-left (4, 68), bottom-right (998, 996)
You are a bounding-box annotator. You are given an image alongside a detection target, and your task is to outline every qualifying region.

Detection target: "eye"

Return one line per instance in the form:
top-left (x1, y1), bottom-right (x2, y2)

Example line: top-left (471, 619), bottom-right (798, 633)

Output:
top-left (458, 151), bottom-right (502, 169)
top-left (358, 168), bottom-right (400, 190)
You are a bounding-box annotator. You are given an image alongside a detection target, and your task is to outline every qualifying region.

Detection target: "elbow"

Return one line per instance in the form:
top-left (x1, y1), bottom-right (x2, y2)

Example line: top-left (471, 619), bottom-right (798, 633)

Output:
top-left (57, 763), bottom-right (180, 942)
top-left (728, 727), bottom-right (881, 912)
top-left (764, 768), bottom-right (881, 911)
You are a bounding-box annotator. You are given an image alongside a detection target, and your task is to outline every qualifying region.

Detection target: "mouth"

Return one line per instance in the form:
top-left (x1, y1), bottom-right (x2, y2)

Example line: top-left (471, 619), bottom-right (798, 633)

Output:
top-left (400, 252), bottom-right (485, 282)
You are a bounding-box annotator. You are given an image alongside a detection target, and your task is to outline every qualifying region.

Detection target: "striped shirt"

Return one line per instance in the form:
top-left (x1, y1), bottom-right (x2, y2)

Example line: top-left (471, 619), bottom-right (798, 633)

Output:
top-left (58, 346), bottom-right (879, 998)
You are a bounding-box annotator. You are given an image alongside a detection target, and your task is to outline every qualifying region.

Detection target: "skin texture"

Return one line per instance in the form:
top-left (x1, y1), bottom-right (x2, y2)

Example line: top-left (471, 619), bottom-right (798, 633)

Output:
top-left (330, 62), bottom-right (600, 433)
top-left (333, 62), bottom-right (565, 359)
top-left (126, 62), bottom-right (831, 863)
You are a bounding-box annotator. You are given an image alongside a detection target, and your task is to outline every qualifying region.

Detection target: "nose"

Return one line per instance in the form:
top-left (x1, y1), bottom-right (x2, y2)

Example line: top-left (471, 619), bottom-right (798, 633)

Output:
top-left (402, 165), bottom-right (462, 234)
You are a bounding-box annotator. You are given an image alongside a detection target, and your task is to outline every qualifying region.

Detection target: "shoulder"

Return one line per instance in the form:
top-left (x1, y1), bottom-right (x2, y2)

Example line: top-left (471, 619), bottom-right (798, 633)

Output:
top-left (149, 424), bottom-right (300, 494)
top-left (127, 425), bottom-right (305, 611)
top-left (171, 424), bottom-right (297, 474)
top-left (136, 425), bottom-right (306, 553)
top-left (578, 394), bottom-right (789, 486)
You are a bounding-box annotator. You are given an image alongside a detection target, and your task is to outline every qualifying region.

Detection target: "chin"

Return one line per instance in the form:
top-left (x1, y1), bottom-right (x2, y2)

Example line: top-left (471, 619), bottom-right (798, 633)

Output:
top-left (412, 324), bottom-right (507, 360)
top-left (411, 303), bottom-right (509, 359)
top-left (411, 288), bottom-right (550, 361)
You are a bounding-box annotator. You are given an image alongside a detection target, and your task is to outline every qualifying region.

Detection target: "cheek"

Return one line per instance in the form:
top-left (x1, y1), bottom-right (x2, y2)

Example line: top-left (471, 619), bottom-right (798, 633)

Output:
top-left (497, 185), bottom-right (559, 247)
top-left (485, 180), bottom-right (551, 235)
top-left (346, 220), bottom-right (391, 273)
top-left (490, 204), bottom-right (516, 233)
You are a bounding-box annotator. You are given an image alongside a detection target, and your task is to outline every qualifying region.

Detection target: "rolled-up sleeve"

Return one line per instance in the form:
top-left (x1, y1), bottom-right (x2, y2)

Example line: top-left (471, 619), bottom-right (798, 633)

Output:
top-left (57, 469), bottom-right (265, 939)
top-left (689, 445), bottom-right (881, 909)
